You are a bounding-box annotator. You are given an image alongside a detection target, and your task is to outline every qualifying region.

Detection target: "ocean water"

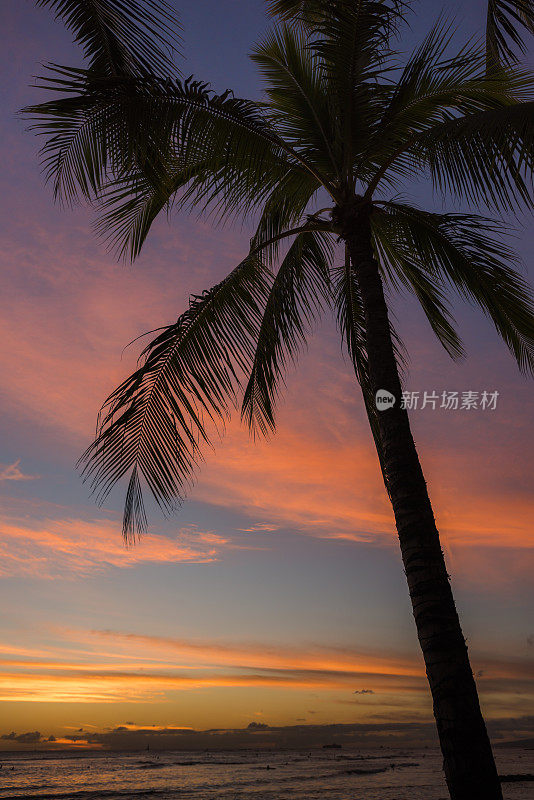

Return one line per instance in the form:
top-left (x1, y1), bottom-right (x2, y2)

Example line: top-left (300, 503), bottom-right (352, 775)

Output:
top-left (0, 747), bottom-right (532, 800)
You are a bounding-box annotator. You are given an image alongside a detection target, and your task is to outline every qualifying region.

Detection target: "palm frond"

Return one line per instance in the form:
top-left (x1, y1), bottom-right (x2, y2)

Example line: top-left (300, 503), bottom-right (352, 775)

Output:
top-left (79, 254), bottom-right (270, 540)
top-left (242, 229), bottom-right (334, 436)
top-left (24, 72), bottom-right (314, 225)
top-left (251, 24), bottom-right (340, 178)
top-left (415, 96), bottom-right (534, 213)
top-left (94, 155), bottom-right (217, 260)
top-left (363, 20), bottom-right (534, 206)
top-left (268, 1), bottom-right (410, 175)
top-left (251, 168), bottom-right (323, 264)
top-left (372, 206), bottom-right (464, 359)
top-left (37, 0), bottom-right (181, 77)
top-left (24, 66), bottom-right (174, 202)
top-left (360, 21), bottom-right (480, 182)
top-left (486, 0), bottom-right (534, 70)
top-left (311, 0), bottom-right (406, 83)
top-left (312, 1), bottom-right (407, 182)
top-left (376, 202), bottom-right (534, 373)
top-left (267, 0), bottom-right (325, 23)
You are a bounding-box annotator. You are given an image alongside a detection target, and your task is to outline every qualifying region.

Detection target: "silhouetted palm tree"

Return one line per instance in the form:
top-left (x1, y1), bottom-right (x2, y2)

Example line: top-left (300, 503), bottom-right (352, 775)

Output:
top-left (26, 2), bottom-right (534, 798)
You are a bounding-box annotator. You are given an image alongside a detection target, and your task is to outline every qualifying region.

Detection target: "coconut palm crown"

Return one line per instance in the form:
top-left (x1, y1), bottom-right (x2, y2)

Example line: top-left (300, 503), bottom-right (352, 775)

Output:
top-left (26, 1), bottom-right (534, 535)
top-left (25, 2), bottom-right (534, 798)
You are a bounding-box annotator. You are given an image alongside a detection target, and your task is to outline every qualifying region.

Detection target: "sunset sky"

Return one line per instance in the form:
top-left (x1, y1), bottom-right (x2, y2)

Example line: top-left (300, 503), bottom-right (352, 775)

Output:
top-left (1, 0), bottom-right (533, 750)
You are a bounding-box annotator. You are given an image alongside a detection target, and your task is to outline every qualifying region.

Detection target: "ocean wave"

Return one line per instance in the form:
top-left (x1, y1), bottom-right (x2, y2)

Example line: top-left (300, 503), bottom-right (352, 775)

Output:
top-left (0, 790), bottom-right (172, 800)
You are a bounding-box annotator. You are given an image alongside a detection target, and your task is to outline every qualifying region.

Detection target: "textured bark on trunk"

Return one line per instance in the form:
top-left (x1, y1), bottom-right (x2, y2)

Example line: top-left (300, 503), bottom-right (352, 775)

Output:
top-left (342, 204), bottom-right (502, 800)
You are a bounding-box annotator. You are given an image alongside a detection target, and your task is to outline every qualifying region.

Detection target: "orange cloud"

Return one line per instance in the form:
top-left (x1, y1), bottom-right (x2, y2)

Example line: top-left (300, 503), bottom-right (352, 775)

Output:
top-left (1, 627), bottom-right (531, 708)
top-left (46, 737), bottom-right (97, 748)
top-left (0, 669), bottom-right (387, 704)
top-left (191, 397), bottom-right (534, 555)
top-left (0, 631), bottom-right (425, 704)
top-left (85, 629), bottom-right (422, 679)
top-left (0, 517), bottom-right (227, 578)
top-left (195, 417), bottom-right (393, 544)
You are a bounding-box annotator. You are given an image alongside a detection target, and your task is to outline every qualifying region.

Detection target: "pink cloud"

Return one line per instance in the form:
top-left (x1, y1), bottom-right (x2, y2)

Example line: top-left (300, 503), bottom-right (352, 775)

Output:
top-left (0, 213), bottom-right (244, 438)
top-left (237, 523), bottom-right (280, 532)
top-left (0, 459), bottom-right (38, 482)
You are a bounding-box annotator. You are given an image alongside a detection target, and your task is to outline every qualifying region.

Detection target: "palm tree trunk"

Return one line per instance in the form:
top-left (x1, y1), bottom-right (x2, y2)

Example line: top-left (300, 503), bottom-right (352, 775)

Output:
top-left (343, 206), bottom-right (502, 800)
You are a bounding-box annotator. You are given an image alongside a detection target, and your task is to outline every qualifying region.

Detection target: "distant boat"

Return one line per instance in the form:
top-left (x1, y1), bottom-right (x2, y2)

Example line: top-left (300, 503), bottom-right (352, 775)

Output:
top-left (322, 743), bottom-right (342, 749)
